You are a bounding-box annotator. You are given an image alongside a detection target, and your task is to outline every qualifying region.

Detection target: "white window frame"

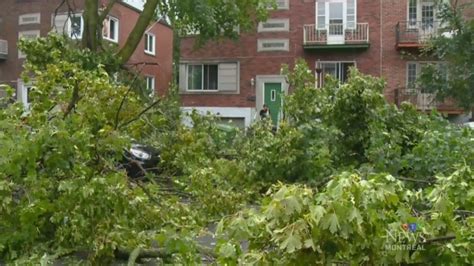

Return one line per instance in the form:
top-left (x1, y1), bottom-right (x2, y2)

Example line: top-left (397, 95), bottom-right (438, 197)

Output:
top-left (258, 19), bottom-right (290, 32)
top-left (19, 13), bottom-right (41, 25)
top-left (406, 0), bottom-right (438, 28)
top-left (145, 76), bottom-right (155, 96)
top-left (17, 79), bottom-right (35, 108)
top-left (186, 64), bottom-right (219, 92)
top-left (257, 39), bottom-right (289, 52)
top-left (68, 14), bottom-right (84, 39)
top-left (103, 16), bottom-right (119, 43)
top-left (318, 60), bottom-right (357, 83)
top-left (144, 32), bottom-right (156, 55)
top-left (18, 30), bottom-right (41, 58)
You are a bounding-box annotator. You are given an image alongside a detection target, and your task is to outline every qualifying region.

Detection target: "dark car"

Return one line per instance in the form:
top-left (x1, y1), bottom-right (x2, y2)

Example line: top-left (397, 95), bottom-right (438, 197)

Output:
top-left (121, 144), bottom-right (161, 178)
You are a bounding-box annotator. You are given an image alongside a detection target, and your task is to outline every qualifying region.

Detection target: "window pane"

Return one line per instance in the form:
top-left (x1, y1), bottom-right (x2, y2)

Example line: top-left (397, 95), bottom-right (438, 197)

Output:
top-left (144, 35), bottom-right (149, 50)
top-left (204, 65), bottom-right (218, 90)
top-left (110, 19), bottom-right (116, 39)
top-left (70, 16), bottom-right (82, 37)
top-left (188, 65), bottom-right (202, 90)
top-left (329, 3), bottom-right (343, 20)
top-left (317, 17), bottom-right (326, 28)
top-left (317, 2), bottom-right (325, 15)
top-left (409, 0), bottom-right (417, 26)
top-left (317, 2), bottom-right (325, 29)
top-left (341, 63), bottom-right (354, 82)
top-left (322, 63), bottom-right (337, 78)
top-left (407, 63), bottom-right (417, 91)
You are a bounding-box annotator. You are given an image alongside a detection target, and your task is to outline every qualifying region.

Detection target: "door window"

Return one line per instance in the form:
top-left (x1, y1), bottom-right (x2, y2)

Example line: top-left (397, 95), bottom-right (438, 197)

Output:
top-left (328, 2), bottom-right (344, 35)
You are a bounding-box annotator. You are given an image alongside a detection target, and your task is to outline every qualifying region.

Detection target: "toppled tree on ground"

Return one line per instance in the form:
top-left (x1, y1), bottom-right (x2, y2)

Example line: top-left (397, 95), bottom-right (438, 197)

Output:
top-left (0, 38), bottom-right (473, 264)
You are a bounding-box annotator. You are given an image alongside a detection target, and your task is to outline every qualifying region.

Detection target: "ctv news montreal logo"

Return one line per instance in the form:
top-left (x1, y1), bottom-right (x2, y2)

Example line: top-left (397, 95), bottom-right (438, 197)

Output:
top-left (384, 223), bottom-right (426, 251)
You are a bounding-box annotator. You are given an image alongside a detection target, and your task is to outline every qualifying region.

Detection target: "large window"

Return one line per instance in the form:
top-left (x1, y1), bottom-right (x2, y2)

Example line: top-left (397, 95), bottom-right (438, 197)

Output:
top-left (316, 0), bottom-right (357, 30)
top-left (51, 13), bottom-right (83, 39)
top-left (70, 15), bottom-right (83, 39)
top-left (179, 62), bottom-right (239, 93)
top-left (320, 61), bottom-right (355, 83)
top-left (144, 33), bottom-right (155, 55)
top-left (187, 64), bottom-right (218, 91)
top-left (407, 0), bottom-right (437, 28)
top-left (103, 16), bottom-right (119, 42)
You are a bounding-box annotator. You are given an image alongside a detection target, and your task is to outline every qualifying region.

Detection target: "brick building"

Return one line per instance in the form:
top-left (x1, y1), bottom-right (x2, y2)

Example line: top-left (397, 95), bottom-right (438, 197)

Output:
top-left (179, 0), bottom-right (471, 128)
top-left (0, 0), bottom-right (173, 105)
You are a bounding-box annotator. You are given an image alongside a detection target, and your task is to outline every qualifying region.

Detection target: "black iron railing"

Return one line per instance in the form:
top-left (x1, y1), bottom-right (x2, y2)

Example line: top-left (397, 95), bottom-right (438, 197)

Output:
top-left (396, 20), bottom-right (440, 46)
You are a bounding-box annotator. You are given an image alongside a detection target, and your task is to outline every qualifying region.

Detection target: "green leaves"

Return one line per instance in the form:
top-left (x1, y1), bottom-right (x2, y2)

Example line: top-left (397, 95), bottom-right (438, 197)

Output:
top-left (322, 213), bottom-right (340, 234)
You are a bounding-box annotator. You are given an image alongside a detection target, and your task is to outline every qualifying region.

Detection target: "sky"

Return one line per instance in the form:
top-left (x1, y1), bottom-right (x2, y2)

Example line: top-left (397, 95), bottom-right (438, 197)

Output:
top-left (123, 0), bottom-right (144, 10)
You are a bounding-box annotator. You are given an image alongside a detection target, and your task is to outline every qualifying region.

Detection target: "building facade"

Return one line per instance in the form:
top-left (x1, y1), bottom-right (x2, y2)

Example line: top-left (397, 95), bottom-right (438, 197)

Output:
top-left (0, 0), bottom-right (173, 105)
top-left (179, 0), bottom-right (471, 127)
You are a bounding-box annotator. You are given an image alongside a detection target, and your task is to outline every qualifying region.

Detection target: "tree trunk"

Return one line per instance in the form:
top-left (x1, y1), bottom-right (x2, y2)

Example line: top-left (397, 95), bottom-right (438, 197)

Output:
top-left (82, 0), bottom-right (100, 50)
top-left (116, 0), bottom-right (161, 64)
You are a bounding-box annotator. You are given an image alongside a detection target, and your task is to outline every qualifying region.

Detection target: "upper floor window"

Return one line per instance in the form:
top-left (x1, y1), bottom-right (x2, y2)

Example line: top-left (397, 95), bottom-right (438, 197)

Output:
top-left (103, 16), bottom-right (119, 43)
top-left (51, 13), bottom-right (83, 39)
top-left (69, 15), bottom-right (83, 39)
top-left (18, 30), bottom-right (40, 58)
top-left (19, 13), bottom-right (41, 25)
top-left (316, 0), bottom-right (357, 29)
top-left (144, 33), bottom-right (155, 55)
top-left (407, 0), bottom-right (437, 28)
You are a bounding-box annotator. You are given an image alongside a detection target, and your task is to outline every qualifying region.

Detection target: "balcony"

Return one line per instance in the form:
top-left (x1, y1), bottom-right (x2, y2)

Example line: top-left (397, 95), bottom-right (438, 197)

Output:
top-left (303, 23), bottom-right (369, 49)
top-left (0, 39), bottom-right (7, 60)
top-left (396, 21), bottom-right (440, 49)
top-left (394, 88), bottom-right (463, 114)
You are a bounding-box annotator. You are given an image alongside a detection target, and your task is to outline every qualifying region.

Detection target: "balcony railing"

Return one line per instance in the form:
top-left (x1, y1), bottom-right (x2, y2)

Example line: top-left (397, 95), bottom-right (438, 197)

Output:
top-left (394, 87), bottom-right (463, 114)
top-left (396, 20), bottom-right (440, 48)
top-left (303, 23), bottom-right (369, 48)
top-left (395, 89), bottom-right (438, 111)
top-left (0, 39), bottom-right (7, 60)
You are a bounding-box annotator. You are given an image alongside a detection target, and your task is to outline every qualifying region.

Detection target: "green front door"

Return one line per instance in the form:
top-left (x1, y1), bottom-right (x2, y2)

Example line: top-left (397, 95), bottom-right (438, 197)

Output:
top-left (264, 82), bottom-right (282, 125)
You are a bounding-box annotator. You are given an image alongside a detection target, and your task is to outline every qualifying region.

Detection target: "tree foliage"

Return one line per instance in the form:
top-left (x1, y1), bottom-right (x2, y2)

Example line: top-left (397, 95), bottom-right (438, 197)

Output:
top-left (1, 38), bottom-right (473, 264)
top-left (70, 0), bottom-right (274, 63)
top-left (418, 1), bottom-right (474, 111)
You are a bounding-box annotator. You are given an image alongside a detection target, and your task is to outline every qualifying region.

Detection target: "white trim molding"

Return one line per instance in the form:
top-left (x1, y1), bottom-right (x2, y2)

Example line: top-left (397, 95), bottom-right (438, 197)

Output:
top-left (258, 18), bottom-right (290, 32)
top-left (257, 39), bottom-right (290, 52)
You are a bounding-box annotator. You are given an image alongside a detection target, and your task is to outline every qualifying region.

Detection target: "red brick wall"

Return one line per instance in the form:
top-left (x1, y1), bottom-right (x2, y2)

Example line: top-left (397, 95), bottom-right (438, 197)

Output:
top-left (110, 3), bottom-right (173, 95)
top-left (180, 0), bottom-right (383, 108)
top-left (180, 0), bottom-right (472, 111)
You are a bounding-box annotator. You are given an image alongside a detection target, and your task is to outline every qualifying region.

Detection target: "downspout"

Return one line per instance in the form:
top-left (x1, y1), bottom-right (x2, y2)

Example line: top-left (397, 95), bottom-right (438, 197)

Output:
top-left (380, 0), bottom-right (383, 77)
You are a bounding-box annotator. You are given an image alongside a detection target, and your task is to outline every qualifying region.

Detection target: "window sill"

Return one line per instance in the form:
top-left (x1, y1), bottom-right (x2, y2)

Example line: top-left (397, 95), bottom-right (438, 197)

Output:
top-left (103, 37), bottom-right (118, 43)
top-left (144, 51), bottom-right (156, 56)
